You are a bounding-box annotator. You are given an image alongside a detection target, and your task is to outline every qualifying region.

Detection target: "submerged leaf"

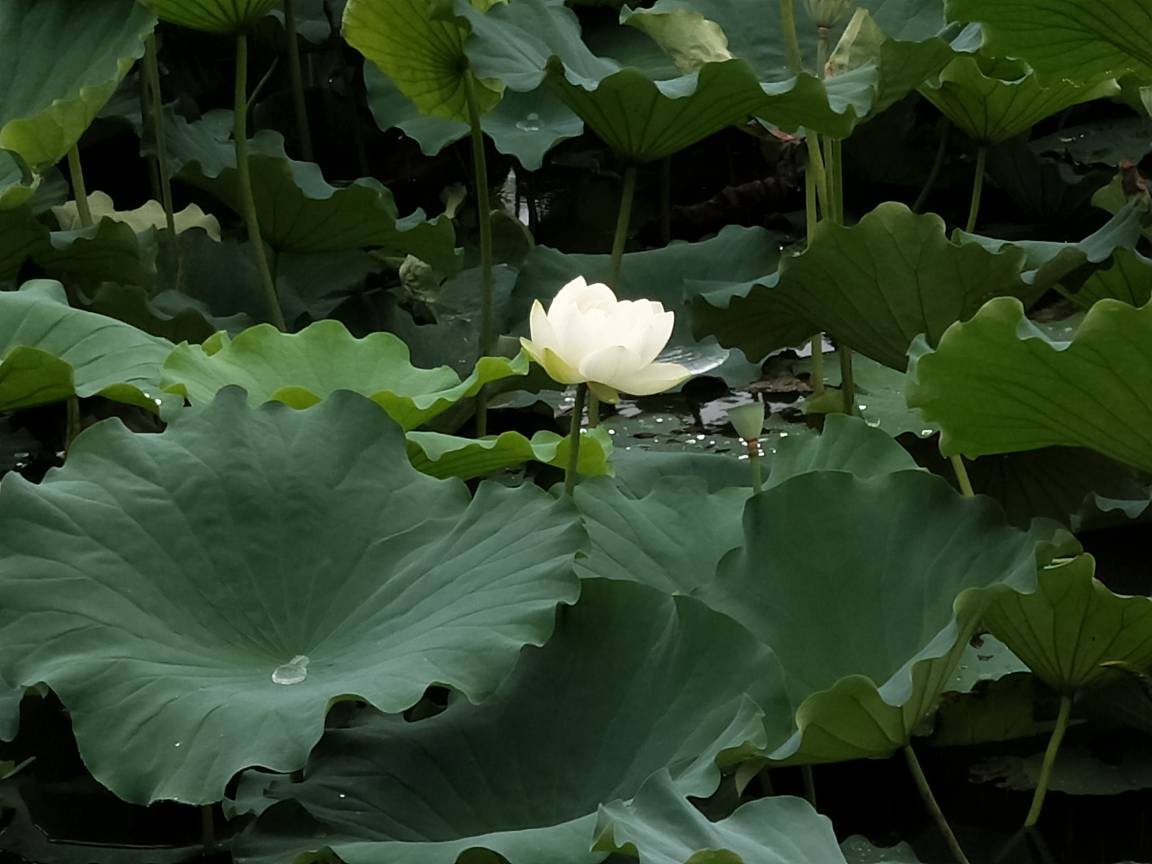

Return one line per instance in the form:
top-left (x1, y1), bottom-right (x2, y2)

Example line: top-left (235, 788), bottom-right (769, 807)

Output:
top-left (145, 0), bottom-right (279, 33)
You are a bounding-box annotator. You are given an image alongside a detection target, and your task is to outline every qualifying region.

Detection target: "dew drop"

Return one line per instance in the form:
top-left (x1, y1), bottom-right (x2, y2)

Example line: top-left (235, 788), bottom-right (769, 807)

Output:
top-left (174, 741), bottom-right (182, 748)
top-left (920, 428), bottom-right (934, 437)
top-left (857, 404), bottom-right (867, 411)
top-left (515, 112), bottom-right (542, 132)
top-left (865, 418), bottom-right (881, 428)
top-left (272, 654), bottom-right (310, 685)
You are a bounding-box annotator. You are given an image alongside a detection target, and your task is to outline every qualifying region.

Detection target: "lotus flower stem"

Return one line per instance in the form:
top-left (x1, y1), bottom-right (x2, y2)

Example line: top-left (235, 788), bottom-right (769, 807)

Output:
top-left (816, 25), bottom-right (830, 78)
top-left (587, 392), bottom-right (600, 428)
top-left (609, 164), bottom-right (638, 288)
top-left (747, 438), bottom-right (763, 493)
top-left (283, 0), bottom-right (314, 161)
top-left (463, 71), bottom-right (495, 436)
top-left (950, 454), bottom-right (975, 497)
top-left (804, 135), bottom-right (830, 217)
top-left (143, 34), bottom-right (184, 286)
top-left (234, 33), bottom-right (286, 331)
top-left (903, 744), bottom-right (972, 864)
top-left (1024, 693), bottom-right (1073, 828)
top-left (913, 119), bottom-right (950, 213)
top-left (965, 145), bottom-right (988, 233)
top-left (779, 0), bottom-right (804, 74)
top-left (564, 384), bottom-right (588, 496)
top-left (66, 146), bottom-right (93, 228)
top-left (805, 161), bottom-right (826, 396)
top-left (839, 346), bottom-right (856, 416)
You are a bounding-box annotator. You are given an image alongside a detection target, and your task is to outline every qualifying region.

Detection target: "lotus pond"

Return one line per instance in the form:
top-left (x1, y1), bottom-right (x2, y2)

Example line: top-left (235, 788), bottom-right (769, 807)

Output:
top-left (1, 0), bottom-right (1152, 862)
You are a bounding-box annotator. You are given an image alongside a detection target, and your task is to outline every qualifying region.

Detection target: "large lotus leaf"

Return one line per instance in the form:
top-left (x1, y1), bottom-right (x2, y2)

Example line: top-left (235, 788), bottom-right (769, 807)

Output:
top-left (696, 470), bottom-right (1063, 764)
top-left (905, 297), bottom-right (1152, 474)
top-left (364, 64), bottom-right (582, 170)
top-left (169, 116), bottom-right (454, 263)
top-left (609, 449), bottom-right (752, 495)
top-left (766, 414), bottom-right (920, 487)
top-left (628, 0), bottom-right (956, 129)
top-left (236, 579), bottom-right (792, 864)
top-left (460, 0), bottom-right (873, 146)
top-left (0, 389), bottom-right (582, 804)
top-left (573, 416), bottom-right (918, 594)
top-left (0, 280), bottom-right (177, 414)
top-left (690, 203), bottom-right (1031, 369)
top-left (145, 0), bottom-right (277, 32)
top-left (594, 772), bottom-right (844, 864)
top-left (947, 0), bottom-right (1152, 84)
top-left (161, 320), bottom-right (529, 430)
top-left (919, 54), bottom-right (1119, 145)
top-left (342, 0), bottom-right (502, 123)
top-left (406, 427), bottom-right (613, 480)
top-left (0, 1), bottom-right (155, 171)
top-left (573, 477), bottom-right (751, 594)
top-left (984, 555), bottom-right (1152, 693)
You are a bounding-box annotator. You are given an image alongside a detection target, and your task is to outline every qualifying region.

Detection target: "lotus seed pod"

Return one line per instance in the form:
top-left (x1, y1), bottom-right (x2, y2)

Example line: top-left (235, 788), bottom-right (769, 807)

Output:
top-left (805, 0), bottom-right (855, 26)
top-left (728, 402), bottom-right (766, 441)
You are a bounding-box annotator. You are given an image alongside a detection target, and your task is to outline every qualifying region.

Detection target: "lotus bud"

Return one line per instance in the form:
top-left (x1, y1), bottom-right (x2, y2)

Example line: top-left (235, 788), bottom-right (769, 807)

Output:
top-left (519, 276), bottom-right (692, 404)
top-left (804, 0), bottom-right (855, 26)
top-left (727, 402), bottom-right (765, 441)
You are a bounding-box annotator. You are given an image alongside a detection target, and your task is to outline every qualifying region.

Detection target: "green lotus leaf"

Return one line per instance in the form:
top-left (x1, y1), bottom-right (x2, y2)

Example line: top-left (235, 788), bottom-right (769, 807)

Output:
top-left (696, 470), bottom-right (1064, 764)
top-left (0, 0), bottom-right (156, 171)
top-left (0, 389), bottom-right (582, 804)
top-left (0, 280), bottom-right (177, 414)
top-left (574, 416), bottom-right (918, 594)
top-left (594, 771), bottom-right (844, 864)
top-left (947, 0), bottom-right (1152, 84)
top-left (161, 319), bottom-right (530, 430)
top-left (954, 197), bottom-right (1149, 291)
top-left (364, 65), bottom-right (582, 170)
top-left (905, 297), bottom-right (1152, 473)
top-left (628, 0), bottom-right (956, 131)
top-left (803, 352), bottom-right (937, 437)
top-left (144, 0), bottom-right (278, 33)
top-left (919, 54), bottom-right (1119, 145)
top-left (236, 579), bottom-right (792, 864)
top-left (574, 476), bottom-right (751, 594)
top-left (168, 115), bottom-right (454, 264)
top-left (984, 555), bottom-right (1152, 693)
top-left (0, 150), bottom-right (38, 210)
top-left (1076, 247), bottom-right (1152, 307)
top-left (765, 414), bottom-right (920, 487)
top-left (342, 0), bottom-right (502, 123)
top-left (406, 427), bottom-right (613, 480)
top-left (34, 218), bottom-right (156, 290)
top-left (691, 202), bottom-right (1032, 369)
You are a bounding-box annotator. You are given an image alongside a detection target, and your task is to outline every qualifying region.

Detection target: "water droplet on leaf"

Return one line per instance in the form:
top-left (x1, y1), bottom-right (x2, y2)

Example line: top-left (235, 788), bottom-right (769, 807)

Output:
top-left (516, 112), bottom-right (542, 132)
top-left (272, 654), bottom-right (310, 685)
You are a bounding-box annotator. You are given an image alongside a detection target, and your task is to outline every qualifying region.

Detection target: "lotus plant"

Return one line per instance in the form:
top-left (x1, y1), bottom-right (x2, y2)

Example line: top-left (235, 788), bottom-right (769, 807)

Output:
top-left (521, 276), bottom-right (691, 493)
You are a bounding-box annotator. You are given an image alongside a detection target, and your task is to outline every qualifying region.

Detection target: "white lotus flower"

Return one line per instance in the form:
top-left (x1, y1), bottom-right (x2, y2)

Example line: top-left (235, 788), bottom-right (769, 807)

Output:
top-left (520, 276), bottom-right (691, 403)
